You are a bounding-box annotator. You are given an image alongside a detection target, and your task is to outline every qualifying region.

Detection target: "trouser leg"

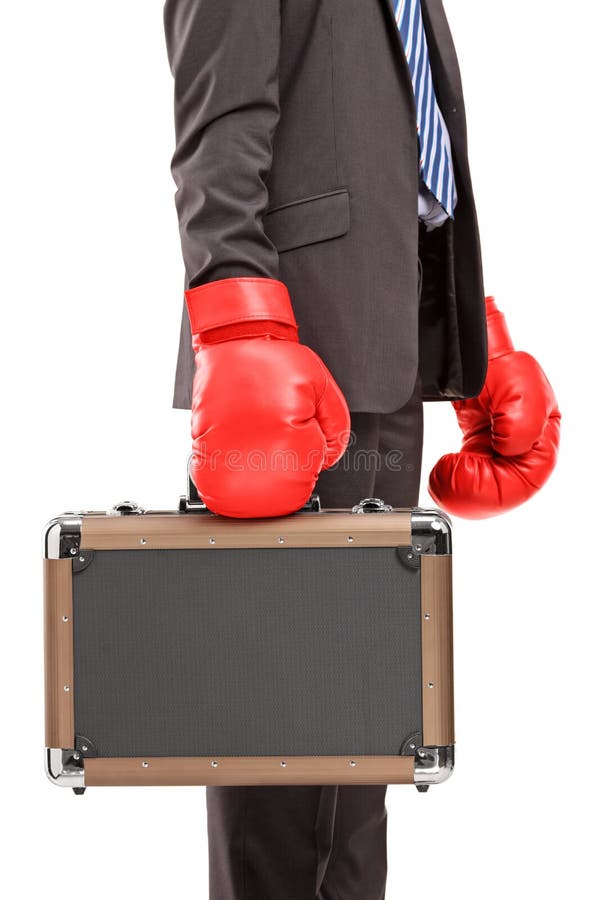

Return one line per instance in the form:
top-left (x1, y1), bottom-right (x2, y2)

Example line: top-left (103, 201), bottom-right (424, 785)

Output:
top-left (313, 411), bottom-right (380, 508)
top-left (317, 373), bottom-right (423, 510)
top-left (206, 785), bottom-right (327, 900)
top-left (206, 386), bottom-right (423, 900)
top-left (373, 373), bottom-right (423, 507)
top-left (316, 377), bottom-right (423, 900)
top-left (205, 414), bottom-right (379, 900)
top-left (316, 785), bottom-right (389, 900)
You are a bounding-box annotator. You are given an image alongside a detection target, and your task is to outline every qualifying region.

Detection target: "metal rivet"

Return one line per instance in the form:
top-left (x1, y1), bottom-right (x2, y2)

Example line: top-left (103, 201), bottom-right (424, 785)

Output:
top-left (414, 544), bottom-right (422, 552)
top-left (347, 536), bottom-right (354, 543)
top-left (428, 682), bottom-right (435, 689)
top-left (70, 547), bottom-right (77, 556)
top-left (418, 749), bottom-right (426, 758)
top-left (63, 684), bottom-right (70, 692)
top-left (280, 760), bottom-right (287, 767)
top-left (277, 537), bottom-right (285, 544)
top-left (407, 552), bottom-right (414, 560)
top-left (409, 743), bottom-right (416, 750)
top-left (79, 555), bottom-right (85, 563)
top-left (424, 612), bottom-right (431, 620)
top-left (62, 615), bottom-right (69, 623)
top-left (211, 760), bottom-right (218, 767)
top-left (209, 537), bottom-right (216, 545)
top-left (73, 751), bottom-right (81, 761)
top-left (81, 744), bottom-right (88, 752)
top-left (140, 537), bottom-right (147, 545)
top-left (142, 761), bottom-right (149, 768)
top-left (349, 760), bottom-right (357, 767)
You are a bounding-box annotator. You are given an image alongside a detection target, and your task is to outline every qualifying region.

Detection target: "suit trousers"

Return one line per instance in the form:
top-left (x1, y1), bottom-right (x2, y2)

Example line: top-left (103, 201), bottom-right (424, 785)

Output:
top-left (205, 376), bottom-right (424, 900)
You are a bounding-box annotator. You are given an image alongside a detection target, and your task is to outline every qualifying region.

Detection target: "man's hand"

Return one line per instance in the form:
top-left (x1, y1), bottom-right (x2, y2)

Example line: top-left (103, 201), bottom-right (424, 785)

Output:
top-left (429, 296), bottom-right (561, 518)
top-left (186, 277), bottom-right (350, 518)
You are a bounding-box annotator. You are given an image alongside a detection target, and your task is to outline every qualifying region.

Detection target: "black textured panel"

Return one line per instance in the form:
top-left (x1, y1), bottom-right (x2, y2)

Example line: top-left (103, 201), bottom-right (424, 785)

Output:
top-left (72, 548), bottom-right (422, 757)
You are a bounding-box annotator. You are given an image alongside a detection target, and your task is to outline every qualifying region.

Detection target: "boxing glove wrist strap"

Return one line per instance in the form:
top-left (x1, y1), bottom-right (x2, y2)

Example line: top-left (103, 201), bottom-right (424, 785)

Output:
top-left (185, 277), bottom-right (298, 344)
top-left (485, 295), bottom-right (515, 360)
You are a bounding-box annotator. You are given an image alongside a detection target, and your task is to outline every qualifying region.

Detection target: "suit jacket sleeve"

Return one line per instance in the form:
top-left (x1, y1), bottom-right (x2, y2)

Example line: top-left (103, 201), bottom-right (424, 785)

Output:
top-left (163, 0), bottom-right (281, 289)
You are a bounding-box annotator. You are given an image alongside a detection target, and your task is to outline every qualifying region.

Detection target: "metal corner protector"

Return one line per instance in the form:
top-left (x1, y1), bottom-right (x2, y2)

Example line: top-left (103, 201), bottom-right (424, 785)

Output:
top-left (411, 508), bottom-right (452, 555)
top-left (43, 516), bottom-right (82, 560)
top-left (414, 745), bottom-right (455, 785)
top-left (45, 748), bottom-right (85, 788)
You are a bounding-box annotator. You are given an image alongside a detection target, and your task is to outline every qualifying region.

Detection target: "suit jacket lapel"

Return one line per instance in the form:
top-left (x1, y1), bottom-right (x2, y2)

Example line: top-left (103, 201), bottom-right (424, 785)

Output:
top-left (379, 0), bottom-right (462, 113)
top-left (420, 0), bottom-right (463, 107)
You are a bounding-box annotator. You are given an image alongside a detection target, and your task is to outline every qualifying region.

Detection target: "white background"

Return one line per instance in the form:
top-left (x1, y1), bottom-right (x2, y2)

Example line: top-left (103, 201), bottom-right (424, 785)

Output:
top-left (1, 2), bottom-right (597, 898)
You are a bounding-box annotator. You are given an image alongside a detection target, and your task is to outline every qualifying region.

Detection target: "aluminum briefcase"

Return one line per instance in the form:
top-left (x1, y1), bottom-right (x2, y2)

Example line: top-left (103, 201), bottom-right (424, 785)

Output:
top-left (43, 490), bottom-right (454, 794)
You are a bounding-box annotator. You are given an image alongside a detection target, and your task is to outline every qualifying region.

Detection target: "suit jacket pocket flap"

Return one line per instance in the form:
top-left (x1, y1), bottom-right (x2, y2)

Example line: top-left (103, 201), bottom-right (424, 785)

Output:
top-left (264, 189), bottom-right (350, 253)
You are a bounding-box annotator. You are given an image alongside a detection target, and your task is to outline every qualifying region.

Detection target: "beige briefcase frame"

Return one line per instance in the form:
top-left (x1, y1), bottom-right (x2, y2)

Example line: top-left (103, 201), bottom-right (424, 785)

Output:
top-left (44, 495), bottom-right (454, 794)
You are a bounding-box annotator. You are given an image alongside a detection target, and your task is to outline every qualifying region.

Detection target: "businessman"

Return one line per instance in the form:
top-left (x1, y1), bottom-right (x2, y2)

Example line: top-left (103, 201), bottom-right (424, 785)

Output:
top-left (164, 2), bottom-right (560, 897)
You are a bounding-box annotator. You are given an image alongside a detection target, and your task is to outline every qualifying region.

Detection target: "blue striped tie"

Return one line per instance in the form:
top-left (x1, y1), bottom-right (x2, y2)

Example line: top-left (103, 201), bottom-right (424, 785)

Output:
top-left (394, 0), bottom-right (457, 217)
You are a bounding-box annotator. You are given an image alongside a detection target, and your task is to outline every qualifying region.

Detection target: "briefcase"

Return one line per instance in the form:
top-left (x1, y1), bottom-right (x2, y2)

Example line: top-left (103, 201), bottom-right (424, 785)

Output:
top-left (43, 486), bottom-right (455, 794)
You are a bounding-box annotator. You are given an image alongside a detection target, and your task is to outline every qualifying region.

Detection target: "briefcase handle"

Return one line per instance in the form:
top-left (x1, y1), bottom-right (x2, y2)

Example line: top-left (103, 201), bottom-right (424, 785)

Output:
top-left (178, 456), bottom-right (321, 514)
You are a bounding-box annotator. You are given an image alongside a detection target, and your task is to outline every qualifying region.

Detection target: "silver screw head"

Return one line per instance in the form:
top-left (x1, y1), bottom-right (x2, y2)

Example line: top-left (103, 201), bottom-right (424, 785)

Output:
top-left (62, 615), bottom-right (69, 623)
top-left (70, 547), bottom-right (77, 556)
top-left (347, 536), bottom-right (354, 543)
top-left (142, 761), bottom-right (149, 768)
top-left (428, 681), bottom-right (435, 689)
top-left (409, 743), bottom-right (416, 750)
top-left (81, 744), bottom-right (88, 753)
top-left (407, 552), bottom-right (414, 560)
top-left (349, 760), bottom-right (357, 767)
top-left (277, 537), bottom-right (285, 544)
top-left (424, 612), bottom-right (431, 620)
top-left (139, 537), bottom-right (147, 545)
top-left (211, 760), bottom-right (218, 768)
top-left (280, 760), bottom-right (287, 767)
top-left (73, 751), bottom-right (81, 761)
top-left (63, 684), bottom-right (70, 692)
top-left (209, 537), bottom-right (216, 545)
top-left (79, 555), bottom-right (85, 563)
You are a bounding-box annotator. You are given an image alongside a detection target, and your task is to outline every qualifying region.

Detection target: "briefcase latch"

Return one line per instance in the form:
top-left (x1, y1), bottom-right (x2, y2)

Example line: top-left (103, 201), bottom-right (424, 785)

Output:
top-left (108, 500), bottom-right (145, 516)
top-left (351, 497), bottom-right (393, 514)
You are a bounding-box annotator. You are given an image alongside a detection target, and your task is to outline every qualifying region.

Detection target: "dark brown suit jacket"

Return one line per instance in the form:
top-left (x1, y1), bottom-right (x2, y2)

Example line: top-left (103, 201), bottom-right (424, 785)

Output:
top-left (164, 0), bottom-right (487, 412)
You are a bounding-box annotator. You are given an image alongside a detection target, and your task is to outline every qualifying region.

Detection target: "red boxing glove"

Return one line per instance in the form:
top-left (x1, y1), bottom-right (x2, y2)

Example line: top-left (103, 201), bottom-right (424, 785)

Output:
top-left (429, 296), bottom-right (561, 518)
top-left (185, 277), bottom-right (350, 518)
